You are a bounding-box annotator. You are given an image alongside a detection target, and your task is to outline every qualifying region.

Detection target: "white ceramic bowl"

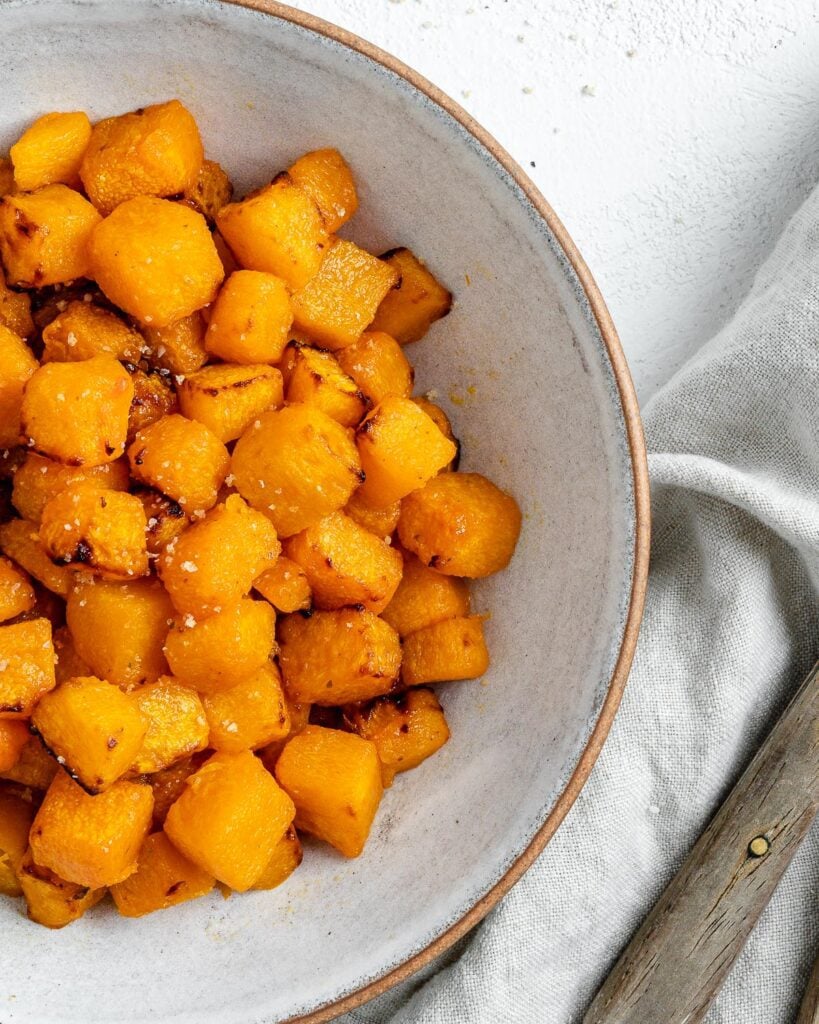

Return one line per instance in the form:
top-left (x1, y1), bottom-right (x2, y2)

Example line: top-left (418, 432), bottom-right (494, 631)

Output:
top-left (0, 2), bottom-right (650, 1021)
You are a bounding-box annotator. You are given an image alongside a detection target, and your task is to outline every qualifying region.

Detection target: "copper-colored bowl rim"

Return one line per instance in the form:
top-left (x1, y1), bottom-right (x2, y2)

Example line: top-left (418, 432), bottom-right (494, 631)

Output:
top-left (219, 2), bottom-right (651, 1020)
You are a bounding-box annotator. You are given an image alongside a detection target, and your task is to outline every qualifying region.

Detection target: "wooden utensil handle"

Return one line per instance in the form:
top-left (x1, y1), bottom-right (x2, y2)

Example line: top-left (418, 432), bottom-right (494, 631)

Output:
top-left (584, 660), bottom-right (819, 1024)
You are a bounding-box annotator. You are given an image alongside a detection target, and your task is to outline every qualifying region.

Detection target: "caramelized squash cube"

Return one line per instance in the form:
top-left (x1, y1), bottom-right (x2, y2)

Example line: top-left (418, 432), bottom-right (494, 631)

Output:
top-left (401, 615), bottom-right (489, 685)
top-left (135, 488), bottom-right (189, 556)
top-left (0, 736), bottom-right (58, 790)
top-left (42, 300), bottom-right (143, 363)
top-left (183, 159), bottom-right (233, 222)
top-left (275, 725), bottom-right (382, 857)
top-left (149, 755), bottom-right (204, 828)
top-left (0, 790), bottom-right (34, 894)
top-left (370, 247), bottom-right (452, 344)
top-left (142, 312), bottom-right (208, 375)
top-left (283, 342), bottom-right (368, 427)
top-left (178, 363), bottom-right (284, 442)
top-left (289, 148), bottom-right (358, 233)
top-left (19, 849), bottom-right (105, 928)
top-left (336, 331), bottom-right (413, 405)
top-left (0, 618), bottom-right (55, 718)
top-left (411, 397), bottom-right (459, 470)
top-left (130, 677), bottom-right (208, 774)
top-left (203, 661), bottom-right (290, 753)
top-left (164, 749), bottom-right (295, 891)
top-left (0, 719), bottom-right (31, 772)
top-left (126, 365), bottom-right (178, 440)
top-left (278, 608), bottom-right (401, 705)
top-left (12, 452), bottom-right (130, 524)
top-left (0, 554), bottom-right (35, 622)
top-left (0, 157), bottom-right (14, 195)
top-left (381, 552), bottom-right (470, 637)
top-left (291, 239), bottom-right (399, 350)
top-left (342, 490), bottom-right (401, 539)
top-left (52, 625), bottom-right (91, 685)
top-left (252, 556), bottom-right (311, 613)
top-left (205, 270), bottom-right (293, 364)
top-left (251, 824), bottom-right (302, 890)
top-left (0, 325), bottom-right (37, 447)
top-left (111, 830), bottom-right (214, 917)
top-left (10, 111), bottom-right (92, 192)
top-left (0, 270), bottom-right (34, 338)
top-left (0, 519), bottom-right (72, 595)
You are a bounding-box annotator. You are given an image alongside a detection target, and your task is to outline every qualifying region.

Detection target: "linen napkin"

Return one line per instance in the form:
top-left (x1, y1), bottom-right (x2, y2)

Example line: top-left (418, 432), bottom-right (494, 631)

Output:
top-left (343, 181), bottom-right (819, 1023)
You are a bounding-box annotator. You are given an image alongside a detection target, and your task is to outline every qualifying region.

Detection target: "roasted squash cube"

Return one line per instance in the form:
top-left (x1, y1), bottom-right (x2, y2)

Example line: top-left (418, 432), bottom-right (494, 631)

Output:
top-left (126, 365), bottom-right (178, 441)
top-left (0, 325), bottom-right (37, 447)
top-left (148, 755), bottom-right (205, 828)
top-left (343, 490), bottom-right (401, 539)
top-left (336, 331), bottom-right (413, 405)
top-left (12, 452), bottom-right (130, 524)
top-left (52, 625), bottom-right (91, 685)
top-left (80, 100), bottom-right (204, 215)
top-left (251, 824), bottom-right (302, 891)
top-left (291, 239), bottom-right (399, 350)
top-left (31, 675), bottom-right (147, 793)
top-left (89, 197), bottom-right (223, 327)
top-left (0, 719), bottom-right (31, 773)
top-left (0, 790), bottom-right (34, 894)
top-left (369, 247), bottom-right (452, 344)
top-left (42, 300), bottom-right (143, 363)
top-left (111, 830), bottom-right (214, 917)
top-left (381, 552), bottom-right (470, 637)
top-left (216, 174), bottom-right (330, 290)
top-left (283, 511), bottom-right (402, 613)
top-left (0, 554), bottom-right (35, 622)
top-left (0, 736), bottom-right (57, 790)
top-left (22, 355), bottom-right (133, 467)
top-left (182, 159), bottom-right (233, 222)
top-left (275, 725), bottom-right (382, 857)
top-left (205, 270), bottom-right (293, 364)
top-left (30, 772), bottom-right (153, 888)
top-left (231, 404), bottom-right (362, 538)
top-left (0, 270), bottom-right (34, 338)
top-left (0, 157), bottom-right (14, 195)
top-left (66, 577), bottom-right (173, 689)
top-left (289, 148), bottom-right (358, 233)
top-left (398, 472), bottom-right (521, 577)
top-left (252, 556), bottom-right (311, 613)
top-left (130, 677), bottom-right (208, 774)
top-left (10, 111), bottom-right (92, 192)
top-left (203, 661), bottom-right (290, 753)
top-left (128, 414), bottom-right (229, 514)
top-left (0, 519), bottom-right (72, 596)
top-left (142, 312), bottom-right (208, 375)
top-left (19, 849), bottom-right (105, 928)
top-left (0, 184), bottom-right (101, 287)
top-left (355, 396), bottom-right (456, 508)
top-left (163, 598), bottom-right (276, 694)
top-left (0, 618), bottom-right (55, 718)
top-left (178, 363), bottom-right (284, 442)
top-left (411, 397), bottom-right (459, 470)
top-left (135, 488), bottom-right (189, 556)
top-left (283, 342), bottom-right (368, 427)
top-left (401, 615), bottom-right (489, 685)
top-left (278, 608), bottom-right (401, 705)
top-left (164, 749), bottom-right (295, 891)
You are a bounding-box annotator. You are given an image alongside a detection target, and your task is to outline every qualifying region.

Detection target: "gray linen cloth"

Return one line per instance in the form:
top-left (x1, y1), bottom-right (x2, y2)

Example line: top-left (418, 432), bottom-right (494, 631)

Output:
top-left (344, 182), bottom-right (819, 1023)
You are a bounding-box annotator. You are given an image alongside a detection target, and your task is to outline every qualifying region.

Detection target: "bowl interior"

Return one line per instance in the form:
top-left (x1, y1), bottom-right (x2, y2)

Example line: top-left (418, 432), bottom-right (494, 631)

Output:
top-left (0, 2), bottom-right (638, 1021)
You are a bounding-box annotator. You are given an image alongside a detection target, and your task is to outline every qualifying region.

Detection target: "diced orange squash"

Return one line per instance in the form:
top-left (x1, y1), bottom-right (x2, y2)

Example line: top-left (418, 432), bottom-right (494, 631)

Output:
top-left (398, 472), bottom-right (521, 577)
top-left (12, 452), bottom-right (130, 524)
top-left (0, 554), bottom-right (35, 621)
top-left (41, 300), bottom-right (143, 363)
top-left (18, 849), bottom-right (105, 928)
top-left (343, 490), bottom-right (401, 539)
top-left (16, 582), bottom-right (64, 628)
top-left (0, 618), bottom-right (55, 718)
top-left (32, 675), bottom-right (148, 793)
top-left (0, 157), bottom-right (14, 195)
top-left (355, 396), bottom-right (456, 508)
top-left (163, 598), bottom-right (276, 694)
top-left (381, 552), bottom-right (470, 637)
top-left (130, 677), bottom-right (208, 775)
top-left (0, 736), bottom-right (58, 790)
top-left (231, 404), bottom-right (362, 538)
top-left (251, 824), bottom-right (302, 890)
top-left (30, 772), bottom-right (153, 888)
top-left (336, 331), bottom-right (413, 405)
top-left (128, 414), bottom-right (229, 514)
top-left (164, 749), bottom-right (295, 891)
top-left (283, 511), bottom-right (402, 613)
top-left (21, 355), bottom-right (133, 467)
top-left (52, 625), bottom-right (91, 685)
top-left (178, 363), bottom-right (284, 442)
top-left (252, 556), bottom-right (311, 613)
top-left (401, 615), bottom-right (489, 685)
top-left (275, 725), bottom-right (382, 857)
top-left (0, 325), bottom-right (37, 447)
top-left (142, 312), bottom-right (208, 375)
top-left (0, 184), bottom-right (101, 287)
top-left (127, 366), bottom-right (178, 440)
top-left (278, 608), bottom-right (401, 705)
top-left (66, 577), bottom-right (173, 689)
top-left (148, 755), bottom-right (205, 827)
top-left (203, 661), bottom-right (290, 753)
top-left (40, 482), bottom-right (148, 579)
top-left (0, 270), bottom-right (34, 338)
top-left (411, 397), bottom-right (459, 470)
top-left (205, 270), bottom-right (293, 364)
top-left (135, 488), bottom-right (189, 556)
top-left (183, 159), bottom-right (233, 221)
top-left (216, 174), bottom-right (330, 290)
top-left (0, 519), bottom-right (73, 595)
top-left (291, 239), bottom-right (400, 350)
top-left (10, 111), bottom-right (92, 192)
top-left (0, 719), bottom-right (31, 772)
top-left (213, 230), bottom-right (240, 277)
top-left (111, 830), bottom-right (214, 917)
top-left (90, 197), bottom-right (223, 327)
top-left (369, 247), bottom-right (452, 344)
top-left (283, 342), bottom-right (368, 427)
top-left (288, 148), bottom-right (357, 233)
top-left (80, 100), bottom-right (204, 215)
top-left (0, 790), bottom-right (34, 894)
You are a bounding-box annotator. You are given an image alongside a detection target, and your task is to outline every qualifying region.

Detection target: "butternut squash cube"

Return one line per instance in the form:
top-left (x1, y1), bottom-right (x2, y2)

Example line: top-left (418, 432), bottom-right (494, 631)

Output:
top-left (163, 598), bottom-right (276, 694)
top-left (10, 111), bottom-right (92, 192)
top-left (0, 184), bottom-right (101, 287)
top-left (370, 247), bottom-right (452, 344)
top-left (0, 790), bottom-right (34, 894)
top-left (164, 749), bottom-right (295, 891)
top-left (0, 270), bottom-right (34, 338)
top-left (149, 755), bottom-right (205, 828)
top-left (342, 490), bottom-right (401, 539)
top-left (216, 174), bottom-right (330, 290)
top-left (111, 830), bottom-right (214, 917)
top-left (205, 270), bottom-right (293, 364)
top-left (19, 849), bottom-right (105, 928)
top-left (253, 556), bottom-right (311, 613)
top-left (0, 554), bottom-right (35, 622)
top-left (0, 519), bottom-right (72, 596)
top-left (0, 157), bottom-right (14, 196)
top-left (130, 677), bottom-right (208, 775)
top-left (159, 494), bottom-right (279, 617)
top-left (126, 366), bottom-right (178, 440)
top-left (41, 300), bottom-right (143, 363)
top-left (135, 488), bottom-right (189, 556)
top-left (30, 772), bottom-right (153, 888)
top-left (66, 577), bottom-right (173, 689)
top-left (40, 482), bottom-right (148, 579)
top-left (128, 414), bottom-right (229, 513)
top-left (283, 342), bottom-right (368, 427)
top-left (0, 719), bottom-right (31, 772)
top-left (336, 331), bottom-right (413, 405)
top-left (203, 661), bottom-right (290, 753)
top-left (355, 396), bottom-right (456, 508)
top-left (289, 148), bottom-right (358, 233)
top-left (381, 552), bottom-right (470, 637)
top-left (278, 608), bottom-right (401, 705)
top-left (283, 511), bottom-right (402, 613)
top-left (398, 472), bottom-right (522, 577)
top-left (231, 404), bottom-right (362, 538)
top-left (401, 615), bottom-right (489, 685)
top-left (178, 363), bottom-right (284, 442)
top-left (251, 824), bottom-right (302, 890)
top-left (12, 452), bottom-right (130, 524)
top-left (183, 159), bottom-right (233, 222)
top-left (0, 618), bottom-right (55, 718)
top-left (0, 325), bottom-right (37, 447)
top-left (21, 355), bottom-right (133, 466)
top-left (0, 736), bottom-right (58, 790)
top-left (411, 397), bottom-right (459, 470)
top-left (291, 239), bottom-right (400, 350)
top-left (89, 197), bottom-right (223, 327)
top-left (80, 100), bottom-right (204, 215)
top-left (142, 312), bottom-right (208, 375)
top-left (275, 725), bottom-right (382, 857)
top-left (32, 675), bottom-right (148, 793)
top-left (52, 625), bottom-right (91, 685)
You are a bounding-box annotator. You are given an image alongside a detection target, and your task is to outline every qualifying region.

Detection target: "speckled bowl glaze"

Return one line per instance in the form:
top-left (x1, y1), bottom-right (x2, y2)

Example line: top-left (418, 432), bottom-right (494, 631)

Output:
top-left (0, 1), bottom-right (649, 1021)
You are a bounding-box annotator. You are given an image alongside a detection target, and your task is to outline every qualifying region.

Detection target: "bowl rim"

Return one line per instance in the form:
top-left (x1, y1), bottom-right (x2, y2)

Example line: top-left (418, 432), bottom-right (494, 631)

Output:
top-left (214, 1), bottom-right (652, 1018)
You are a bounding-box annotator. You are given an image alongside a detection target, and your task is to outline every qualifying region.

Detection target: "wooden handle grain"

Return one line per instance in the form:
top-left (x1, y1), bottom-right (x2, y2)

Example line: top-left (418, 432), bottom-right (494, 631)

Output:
top-left (584, 661), bottom-right (819, 1024)
top-left (797, 954), bottom-right (819, 1024)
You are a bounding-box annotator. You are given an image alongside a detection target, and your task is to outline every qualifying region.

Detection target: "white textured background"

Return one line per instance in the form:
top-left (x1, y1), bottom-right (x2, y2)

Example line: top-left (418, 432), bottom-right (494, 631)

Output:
top-left (288, 0), bottom-right (819, 400)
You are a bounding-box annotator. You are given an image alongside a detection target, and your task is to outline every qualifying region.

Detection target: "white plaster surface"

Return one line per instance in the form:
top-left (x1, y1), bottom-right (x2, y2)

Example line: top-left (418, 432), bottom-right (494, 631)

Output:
top-left (289, 0), bottom-right (819, 401)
